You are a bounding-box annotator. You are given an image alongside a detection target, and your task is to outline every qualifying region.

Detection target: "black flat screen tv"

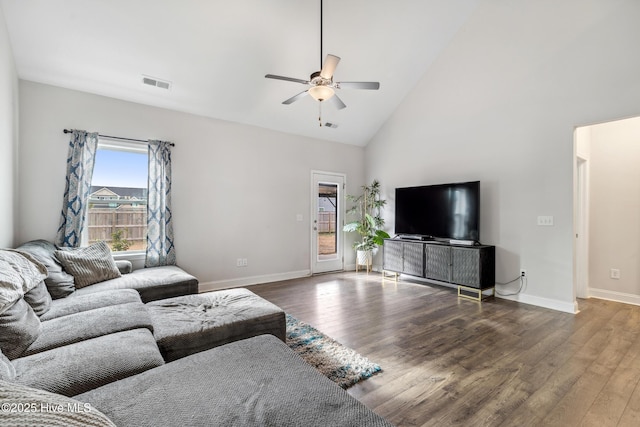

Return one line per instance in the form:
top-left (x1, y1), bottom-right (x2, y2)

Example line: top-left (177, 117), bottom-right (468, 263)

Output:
top-left (395, 181), bottom-right (480, 242)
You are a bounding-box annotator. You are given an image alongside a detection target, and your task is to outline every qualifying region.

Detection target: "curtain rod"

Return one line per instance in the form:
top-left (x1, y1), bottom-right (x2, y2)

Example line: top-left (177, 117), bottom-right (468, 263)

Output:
top-left (63, 129), bottom-right (175, 147)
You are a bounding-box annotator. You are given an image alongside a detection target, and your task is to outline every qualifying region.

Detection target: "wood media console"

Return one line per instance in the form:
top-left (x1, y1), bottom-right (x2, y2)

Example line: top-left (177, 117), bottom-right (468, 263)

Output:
top-left (382, 238), bottom-right (496, 301)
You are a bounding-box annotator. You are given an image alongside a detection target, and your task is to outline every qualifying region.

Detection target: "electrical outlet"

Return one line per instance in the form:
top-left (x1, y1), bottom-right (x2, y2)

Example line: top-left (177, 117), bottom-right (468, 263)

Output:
top-left (520, 269), bottom-right (526, 278)
top-left (241, 258), bottom-right (248, 267)
top-left (537, 216), bottom-right (554, 226)
top-left (610, 268), bottom-right (620, 279)
top-left (236, 258), bottom-right (243, 267)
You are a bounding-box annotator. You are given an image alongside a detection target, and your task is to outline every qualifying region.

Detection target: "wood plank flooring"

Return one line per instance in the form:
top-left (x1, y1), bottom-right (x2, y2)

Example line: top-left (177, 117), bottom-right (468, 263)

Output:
top-left (249, 272), bottom-right (640, 427)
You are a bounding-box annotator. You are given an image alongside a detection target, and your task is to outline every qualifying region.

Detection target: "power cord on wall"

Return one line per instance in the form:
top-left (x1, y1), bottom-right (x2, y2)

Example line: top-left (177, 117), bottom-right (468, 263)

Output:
top-left (495, 274), bottom-right (526, 296)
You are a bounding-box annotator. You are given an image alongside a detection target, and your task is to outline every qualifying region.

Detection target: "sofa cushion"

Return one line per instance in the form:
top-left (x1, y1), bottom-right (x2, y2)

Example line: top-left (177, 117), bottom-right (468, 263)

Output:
top-left (23, 302), bottom-right (153, 357)
top-left (0, 349), bottom-right (15, 381)
top-left (16, 240), bottom-right (76, 299)
top-left (0, 380), bottom-right (116, 426)
top-left (74, 265), bottom-right (198, 303)
top-left (23, 280), bottom-right (52, 316)
top-left (77, 335), bottom-right (393, 427)
top-left (13, 329), bottom-right (164, 397)
top-left (55, 241), bottom-right (121, 288)
top-left (0, 249), bottom-right (48, 313)
top-left (0, 299), bottom-right (41, 360)
top-left (41, 289), bottom-right (141, 321)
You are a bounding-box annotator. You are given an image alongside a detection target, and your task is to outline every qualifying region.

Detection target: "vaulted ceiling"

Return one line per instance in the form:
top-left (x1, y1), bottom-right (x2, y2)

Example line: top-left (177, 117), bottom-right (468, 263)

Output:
top-left (1, 0), bottom-right (480, 146)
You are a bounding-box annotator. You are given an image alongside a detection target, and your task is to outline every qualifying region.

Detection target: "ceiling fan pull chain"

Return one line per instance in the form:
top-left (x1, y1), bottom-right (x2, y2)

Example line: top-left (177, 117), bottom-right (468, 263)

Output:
top-left (319, 102), bottom-right (323, 127)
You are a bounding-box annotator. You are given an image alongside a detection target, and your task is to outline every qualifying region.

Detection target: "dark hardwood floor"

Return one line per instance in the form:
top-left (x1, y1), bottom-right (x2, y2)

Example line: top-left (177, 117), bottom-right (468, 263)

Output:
top-left (249, 271), bottom-right (640, 427)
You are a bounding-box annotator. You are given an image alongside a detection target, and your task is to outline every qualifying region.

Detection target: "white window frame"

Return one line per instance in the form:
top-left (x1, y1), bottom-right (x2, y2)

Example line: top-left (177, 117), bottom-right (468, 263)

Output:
top-left (83, 138), bottom-right (148, 261)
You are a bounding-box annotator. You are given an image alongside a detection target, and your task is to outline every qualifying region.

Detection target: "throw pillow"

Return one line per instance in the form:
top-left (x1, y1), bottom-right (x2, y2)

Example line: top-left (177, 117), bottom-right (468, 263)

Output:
top-left (0, 249), bottom-right (48, 314)
top-left (0, 298), bottom-right (41, 360)
top-left (54, 241), bottom-right (121, 288)
top-left (16, 240), bottom-right (76, 299)
top-left (0, 380), bottom-right (116, 427)
top-left (23, 281), bottom-right (52, 317)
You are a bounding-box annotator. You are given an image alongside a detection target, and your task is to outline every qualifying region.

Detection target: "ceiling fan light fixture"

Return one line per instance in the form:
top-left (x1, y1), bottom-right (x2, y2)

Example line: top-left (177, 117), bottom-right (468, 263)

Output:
top-left (308, 85), bottom-right (335, 102)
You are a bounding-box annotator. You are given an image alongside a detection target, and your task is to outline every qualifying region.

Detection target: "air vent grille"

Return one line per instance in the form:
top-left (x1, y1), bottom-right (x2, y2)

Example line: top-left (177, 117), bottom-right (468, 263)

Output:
top-left (142, 75), bottom-right (171, 90)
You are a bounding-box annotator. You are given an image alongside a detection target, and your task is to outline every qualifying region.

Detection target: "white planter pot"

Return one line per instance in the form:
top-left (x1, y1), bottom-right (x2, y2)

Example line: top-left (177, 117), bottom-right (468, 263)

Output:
top-left (356, 250), bottom-right (372, 269)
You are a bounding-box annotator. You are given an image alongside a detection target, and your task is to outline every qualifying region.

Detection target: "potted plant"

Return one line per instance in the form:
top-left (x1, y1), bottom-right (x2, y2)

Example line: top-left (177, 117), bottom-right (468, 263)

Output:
top-left (343, 179), bottom-right (390, 270)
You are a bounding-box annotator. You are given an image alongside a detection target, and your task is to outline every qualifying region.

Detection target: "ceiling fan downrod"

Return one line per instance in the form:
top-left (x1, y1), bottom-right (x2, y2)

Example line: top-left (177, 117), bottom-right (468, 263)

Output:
top-left (320, 0), bottom-right (323, 70)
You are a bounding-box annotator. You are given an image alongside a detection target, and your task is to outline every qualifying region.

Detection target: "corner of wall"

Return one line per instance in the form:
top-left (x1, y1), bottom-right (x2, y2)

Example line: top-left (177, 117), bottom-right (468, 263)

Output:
top-left (0, 4), bottom-right (19, 247)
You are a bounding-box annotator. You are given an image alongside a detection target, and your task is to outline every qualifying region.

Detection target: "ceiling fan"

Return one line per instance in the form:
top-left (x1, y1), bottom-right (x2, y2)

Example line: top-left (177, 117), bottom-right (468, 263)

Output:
top-left (265, 0), bottom-right (380, 113)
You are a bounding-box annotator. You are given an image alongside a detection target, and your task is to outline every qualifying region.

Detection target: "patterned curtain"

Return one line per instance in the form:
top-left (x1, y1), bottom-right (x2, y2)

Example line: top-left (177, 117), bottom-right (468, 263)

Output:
top-left (145, 140), bottom-right (176, 267)
top-left (55, 130), bottom-right (99, 247)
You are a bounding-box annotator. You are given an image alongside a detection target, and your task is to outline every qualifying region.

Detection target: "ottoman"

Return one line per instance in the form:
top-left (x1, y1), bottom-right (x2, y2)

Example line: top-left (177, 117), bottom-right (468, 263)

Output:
top-left (146, 288), bottom-right (285, 361)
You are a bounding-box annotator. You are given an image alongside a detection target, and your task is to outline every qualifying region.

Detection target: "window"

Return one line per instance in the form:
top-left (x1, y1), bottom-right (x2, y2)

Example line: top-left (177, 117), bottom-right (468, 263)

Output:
top-left (86, 140), bottom-right (148, 252)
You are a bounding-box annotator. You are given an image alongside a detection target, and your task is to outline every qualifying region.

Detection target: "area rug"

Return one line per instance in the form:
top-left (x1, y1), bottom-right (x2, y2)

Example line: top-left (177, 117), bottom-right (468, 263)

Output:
top-left (285, 314), bottom-right (382, 389)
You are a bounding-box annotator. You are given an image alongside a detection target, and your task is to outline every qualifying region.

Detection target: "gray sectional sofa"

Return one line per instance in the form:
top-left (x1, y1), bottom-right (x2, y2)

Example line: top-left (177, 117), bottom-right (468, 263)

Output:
top-left (1, 240), bottom-right (199, 397)
top-left (0, 241), bottom-right (393, 426)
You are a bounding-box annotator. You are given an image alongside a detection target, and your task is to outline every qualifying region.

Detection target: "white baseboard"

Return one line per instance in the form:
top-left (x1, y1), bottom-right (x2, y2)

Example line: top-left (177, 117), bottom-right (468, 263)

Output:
top-left (588, 288), bottom-right (640, 307)
top-left (198, 270), bottom-right (311, 293)
top-left (497, 292), bottom-right (578, 314)
top-left (395, 275), bottom-right (579, 314)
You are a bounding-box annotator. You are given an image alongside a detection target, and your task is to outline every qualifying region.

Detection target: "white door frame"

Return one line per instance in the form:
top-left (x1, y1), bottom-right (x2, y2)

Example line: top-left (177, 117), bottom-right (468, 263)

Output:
top-left (574, 155), bottom-right (590, 299)
top-left (310, 170), bottom-right (345, 274)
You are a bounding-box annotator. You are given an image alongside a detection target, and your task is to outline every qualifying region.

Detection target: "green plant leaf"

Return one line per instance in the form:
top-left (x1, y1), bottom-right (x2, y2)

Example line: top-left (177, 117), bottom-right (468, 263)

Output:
top-left (343, 179), bottom-right (389, 250)
top-left (376, 230), bottom-right (391, 239)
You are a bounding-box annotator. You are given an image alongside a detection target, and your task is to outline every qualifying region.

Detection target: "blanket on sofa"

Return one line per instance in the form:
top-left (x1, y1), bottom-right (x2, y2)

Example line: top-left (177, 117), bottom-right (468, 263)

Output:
top-left (0, 250), bottom-right (48, 313)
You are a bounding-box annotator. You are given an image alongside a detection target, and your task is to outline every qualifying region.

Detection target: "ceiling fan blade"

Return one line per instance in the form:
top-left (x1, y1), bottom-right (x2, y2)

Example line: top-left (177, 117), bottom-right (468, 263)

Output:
top-left (265, 74), bottom-right (309, 85)
top-left (336, 81), bottom-right (380, 90)
top-left (330, 94), bottom-right (346, 110)
top-left (282, 90), bottom-right (309, 105)
top-left (320, 54), bottom-right (341, 80)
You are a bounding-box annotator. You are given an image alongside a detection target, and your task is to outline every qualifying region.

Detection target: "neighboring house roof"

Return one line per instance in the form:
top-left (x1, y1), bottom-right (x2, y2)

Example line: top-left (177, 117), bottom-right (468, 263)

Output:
top-left (91, 187), bottom-right (119, 198)
top-left (90, 186), bottom-right (148, 200)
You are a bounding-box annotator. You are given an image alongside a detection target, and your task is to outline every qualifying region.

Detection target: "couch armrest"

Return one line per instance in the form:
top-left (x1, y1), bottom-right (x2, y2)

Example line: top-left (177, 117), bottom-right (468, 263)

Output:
top-left (13, 329), bottom-right (164, 396)
top-left (74, 265), bottom-right (198, 302)
top-left (114, 260), bottom-right (133, 275)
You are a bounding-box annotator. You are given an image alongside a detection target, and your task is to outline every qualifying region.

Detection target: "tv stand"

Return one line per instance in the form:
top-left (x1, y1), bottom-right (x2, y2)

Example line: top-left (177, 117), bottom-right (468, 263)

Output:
top-left (382, 239), bottom-right (495, 301)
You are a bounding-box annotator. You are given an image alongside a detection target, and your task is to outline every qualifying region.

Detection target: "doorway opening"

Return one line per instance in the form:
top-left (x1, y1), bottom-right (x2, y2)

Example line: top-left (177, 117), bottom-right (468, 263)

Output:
top-left (574, 116), bottom-right (640, 306)
top-left (311, 171), bottom-right (345, 274)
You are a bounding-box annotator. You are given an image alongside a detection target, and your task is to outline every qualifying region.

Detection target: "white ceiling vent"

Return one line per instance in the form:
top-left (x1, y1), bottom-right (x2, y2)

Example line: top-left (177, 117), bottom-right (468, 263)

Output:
top-left (142, 75), bottom-right (171, 90)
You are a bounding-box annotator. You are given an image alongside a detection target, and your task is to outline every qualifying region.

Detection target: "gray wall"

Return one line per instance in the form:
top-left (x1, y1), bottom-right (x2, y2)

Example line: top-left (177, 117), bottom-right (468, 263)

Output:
top-left (365, 0), bottom-right (640, 312)
top-left (0, 5), bottom-right (18, 248)
top-left (17, 81), bottom-right (365, 288)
